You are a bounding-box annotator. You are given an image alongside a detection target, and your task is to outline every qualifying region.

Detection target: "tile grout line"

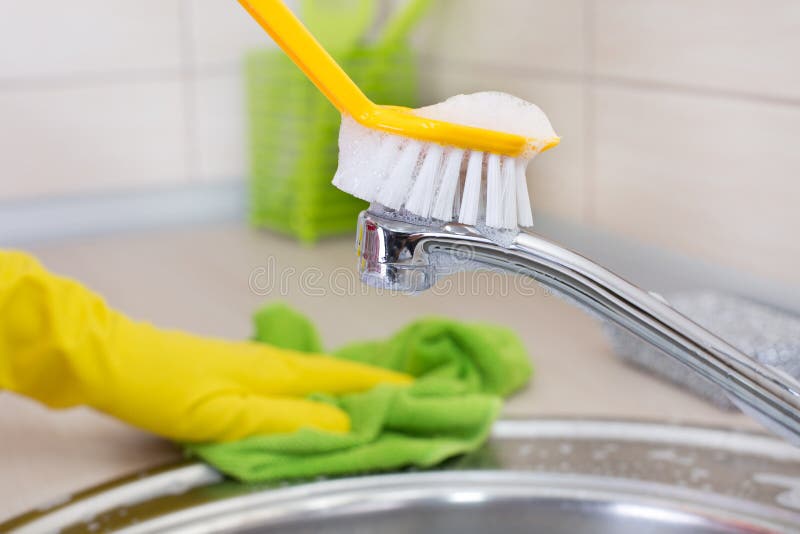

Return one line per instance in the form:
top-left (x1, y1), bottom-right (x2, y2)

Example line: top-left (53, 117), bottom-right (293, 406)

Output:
top-left (0, 69), bottom-right (184, 91)
top-left (179, 0), bottom-right (198, 186)
top-left (582, 0), bottom-right (596, 224)
top-left (4, 55), bottom-right (800, 112)
top-left (0, 64), bottom-right (241, 93)
top-left (416, 54), bottom-right (800, 111)
top-left (591, 73), bottom-right (800, 109)
top-left (416, 54), bottom-right (584, 86)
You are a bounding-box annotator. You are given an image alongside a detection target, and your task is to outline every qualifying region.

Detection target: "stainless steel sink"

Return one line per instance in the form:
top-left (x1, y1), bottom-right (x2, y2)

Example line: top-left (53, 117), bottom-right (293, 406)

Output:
top-left (5, 419), bottom-right (800, 533)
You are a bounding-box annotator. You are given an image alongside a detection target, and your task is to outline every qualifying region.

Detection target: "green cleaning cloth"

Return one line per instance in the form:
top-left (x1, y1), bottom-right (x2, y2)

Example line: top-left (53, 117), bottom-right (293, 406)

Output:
top-left (186, 302), bottom-right (533, 482)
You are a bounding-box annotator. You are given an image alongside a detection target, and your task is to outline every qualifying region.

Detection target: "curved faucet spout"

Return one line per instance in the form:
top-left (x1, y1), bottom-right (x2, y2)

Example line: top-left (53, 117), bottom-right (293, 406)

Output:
top-left (356, 208), bottom-right (800, 446)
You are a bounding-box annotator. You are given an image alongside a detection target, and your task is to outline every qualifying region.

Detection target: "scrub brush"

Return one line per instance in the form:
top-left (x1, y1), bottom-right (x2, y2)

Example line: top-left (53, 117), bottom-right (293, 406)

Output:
top-left (239, 0), bottom-right (560, 230)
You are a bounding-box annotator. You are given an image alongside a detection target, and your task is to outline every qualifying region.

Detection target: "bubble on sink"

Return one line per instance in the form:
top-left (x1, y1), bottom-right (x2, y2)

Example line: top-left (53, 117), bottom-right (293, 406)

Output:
top-left (80, 510), bottom-right (97, 524)
top-left (591, 444), bottom-right (619, 461)
top-left (36, 493), bottom-right (72, 512)
top-left (648, 448), bottom-right (695, 466)
top-left (753, 473), bottom-right (800, 511)
top-left (166, 480), bottom-right (193, 495)
top-left (690, 467), bottom-right (710, 482)
top-left (712, 450), bottom-right (729, 462)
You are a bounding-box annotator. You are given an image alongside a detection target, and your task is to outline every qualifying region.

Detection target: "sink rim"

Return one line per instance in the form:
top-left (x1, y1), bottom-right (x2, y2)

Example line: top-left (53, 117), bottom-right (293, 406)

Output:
top-left (5, 418), bottom-right (800, 533)
top-left (112, 471), bottom-right (796, 534)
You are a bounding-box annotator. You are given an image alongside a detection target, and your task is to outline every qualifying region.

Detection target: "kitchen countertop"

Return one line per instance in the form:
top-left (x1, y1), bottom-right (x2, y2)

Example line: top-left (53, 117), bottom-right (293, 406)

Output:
top-left (0, 222), bottom-right (758, 521)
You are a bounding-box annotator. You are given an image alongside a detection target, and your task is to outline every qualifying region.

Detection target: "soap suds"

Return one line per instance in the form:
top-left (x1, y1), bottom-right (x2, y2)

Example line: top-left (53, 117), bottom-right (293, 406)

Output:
top-left (413, 91), bottom-right (557, 149)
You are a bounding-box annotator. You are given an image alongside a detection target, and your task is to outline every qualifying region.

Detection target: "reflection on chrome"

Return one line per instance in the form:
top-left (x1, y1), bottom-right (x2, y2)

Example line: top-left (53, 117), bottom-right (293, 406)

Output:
top-left (356, 207), bottom-right (800, 446)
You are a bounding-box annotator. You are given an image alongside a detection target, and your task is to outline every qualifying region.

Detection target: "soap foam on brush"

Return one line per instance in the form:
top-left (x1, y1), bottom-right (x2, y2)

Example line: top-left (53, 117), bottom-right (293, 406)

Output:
top-left (333, 92), bottom-right (557, 230)
top-left (412, 92), bottom-right (556, 148)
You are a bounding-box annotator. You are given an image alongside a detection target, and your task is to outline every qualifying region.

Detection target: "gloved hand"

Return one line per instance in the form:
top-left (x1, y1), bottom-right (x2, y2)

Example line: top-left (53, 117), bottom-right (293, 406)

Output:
top-left (0, 250), bottom-right (412, 442)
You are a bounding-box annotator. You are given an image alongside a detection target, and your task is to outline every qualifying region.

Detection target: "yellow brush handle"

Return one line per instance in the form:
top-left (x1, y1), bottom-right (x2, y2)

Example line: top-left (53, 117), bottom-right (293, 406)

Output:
top-left (238, 0), bottom-right (559, 156)
top-left (239, 0), bottom-right (375, 119)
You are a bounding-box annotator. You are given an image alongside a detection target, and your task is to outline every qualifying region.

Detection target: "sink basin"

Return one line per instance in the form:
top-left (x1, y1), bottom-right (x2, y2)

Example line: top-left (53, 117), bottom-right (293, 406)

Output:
top-left (5, 419), bottom-right (800, 533)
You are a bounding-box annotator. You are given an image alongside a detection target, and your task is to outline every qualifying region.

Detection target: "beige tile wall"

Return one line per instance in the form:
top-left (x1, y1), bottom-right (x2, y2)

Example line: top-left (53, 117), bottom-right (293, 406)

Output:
top-left (0, 0), bottom-right (287, 199)
top-left (1, 0), bottom-right (798, 286)
top-left (593, 86), bottom-right (800, 284)
top-left (416, 0), bottom-right (800, 286)
top-left (594, 0), bottom-right (800, 101)
top-left (415, 0), bottom-right (586, 74)
top-left (0, 1), bottom-right (184, 79)
top-left (0, 81), bottom-right (187, 198)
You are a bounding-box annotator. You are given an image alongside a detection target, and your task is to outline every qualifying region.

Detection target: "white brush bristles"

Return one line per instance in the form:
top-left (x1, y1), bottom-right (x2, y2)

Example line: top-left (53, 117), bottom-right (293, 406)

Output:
top-left (485, 153), bottom-right (503, 228)
top-left (405, 143), bottom-right (443, 217)
top-left (375, 139), bottom-right (422, 210)
top-left (431, 148), bottom-right (465, 221)
top-left (501, 156), bottom-right (518, 229)
top-left (334, 113), bottom-right (542, 231)
top-left (458, 150), bottom-right (483, 225)
top-left (515, 157), bottom-right (534, 227)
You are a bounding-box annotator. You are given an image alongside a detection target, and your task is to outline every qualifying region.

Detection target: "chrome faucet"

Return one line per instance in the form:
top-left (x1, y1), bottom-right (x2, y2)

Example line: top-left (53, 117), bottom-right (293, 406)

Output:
top-left (355, 206), bottom-right (800, 445)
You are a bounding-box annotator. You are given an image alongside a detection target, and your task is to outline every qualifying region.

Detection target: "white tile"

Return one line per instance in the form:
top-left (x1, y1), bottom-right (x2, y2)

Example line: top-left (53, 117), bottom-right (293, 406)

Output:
top-left (414, 0), bottom-right (585, 74)
top-left (593, 86), bottom-right (800, 285)
top-left (594, 0), bottom-right (800, 100)
top-left (0, 81), bottom-right (187, 200)
top-left (188, 0), bottom-right (298, 69)
top-left (192, 73), bottom-right (247, 182)
top-left (0, 1), bottom-right (182, 80)
top-left (418, 63), bottom-right (586, 221)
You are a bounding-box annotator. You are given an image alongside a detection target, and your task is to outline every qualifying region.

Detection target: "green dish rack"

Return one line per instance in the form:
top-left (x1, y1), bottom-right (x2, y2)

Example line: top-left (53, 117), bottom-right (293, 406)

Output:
top-left (246, 0), bottom-right (430, 243)
top-left (246, 46), bottom-right (418, 243)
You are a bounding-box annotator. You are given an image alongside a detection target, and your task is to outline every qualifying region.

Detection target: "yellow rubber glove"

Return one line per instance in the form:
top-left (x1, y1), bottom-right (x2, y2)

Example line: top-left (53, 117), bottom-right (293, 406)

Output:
top-left (0, 250), bottom-right (412, 442)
